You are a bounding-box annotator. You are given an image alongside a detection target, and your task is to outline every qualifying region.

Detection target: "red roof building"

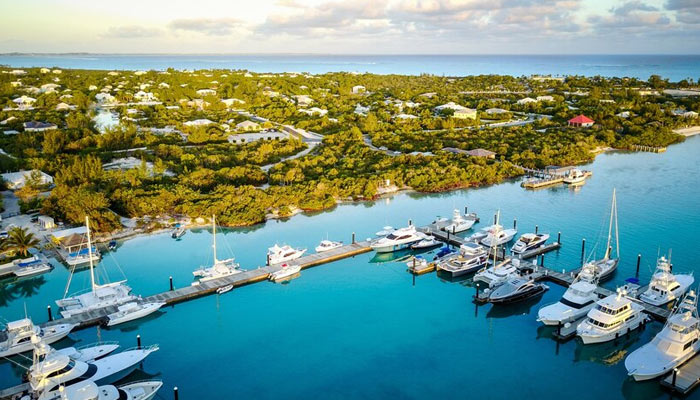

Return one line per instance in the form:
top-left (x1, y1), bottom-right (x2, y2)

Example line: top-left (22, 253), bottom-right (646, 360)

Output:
top-left (568, 114), bottom-right (595, 128)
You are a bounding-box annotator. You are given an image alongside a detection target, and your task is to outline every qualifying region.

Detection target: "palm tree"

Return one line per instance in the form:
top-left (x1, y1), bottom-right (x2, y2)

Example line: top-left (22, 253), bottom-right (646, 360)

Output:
top-left (6, 227), bottom-right (40, 257)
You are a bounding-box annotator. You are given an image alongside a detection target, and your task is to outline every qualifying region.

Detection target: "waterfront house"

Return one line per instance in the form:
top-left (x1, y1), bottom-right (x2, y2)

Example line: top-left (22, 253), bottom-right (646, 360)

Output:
top-left (354, 104), bottom-right (370, 115)
top-left (568, 115), bottom-right (595, 128)
top-left (23, 121), bottom-right (57, 132)
top-left (134, 91), bottom-right (156, 101)
top-left (1, 170), bottom-right (54, 189)
top-left (55, 102), bottom-right (74, 111)
top-left (95, 93), bottom-right (116, 104)
top-left (298, 107), bottom-right (328, 116)
top-left (236, 121), bottom-right (261, 131)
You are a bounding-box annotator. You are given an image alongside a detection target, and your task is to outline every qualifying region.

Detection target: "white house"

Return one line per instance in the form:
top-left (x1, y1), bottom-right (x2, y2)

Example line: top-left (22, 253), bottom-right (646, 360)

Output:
top-left (616, 111), bottom-right (631, 118)
top-left (196, 89), bottom-right (217, 96)
top-left (12, 95), bottom-right (36, 109)
top-left (393, 113), bottom-right (419, 120)
top-left (1, 116), bottom-right (17, 125)
top-left (158, 82), bottom-right (170, 88)
top-left (354, 104), bottom-right (370, 115)
top-left (40, 83), bottom-right (60, 93)
top-left (235, 121), bottom-right (261, 131)
top-left (536, 95), bottom-right (554, 102)
top-left (55, 102), bottom-right (74, 111)
top-left (24, 121), bottom-right (58, 132)
top-left (517, 97), bottom-right (538, 104)
top-left (10, 81), bottom-right (22, 87)
top-left (453, 108), bottom-right (478, 119)
top-left (183, 119), bottom-right (215, 127)
top-left (485, 108), bottom-right (509, 115)
top-left (434, 102), bottom-right (468, 113)
top-left (1, 170), bottom-right (54, 189)
top-left (352, 85), bottom-right (366, 94)
top-left (40, 68), bottom-right (50, 74)
top-left (293, 95), bottom-right (314, 107)
top-left (38, 215), bottom-right (56, 230)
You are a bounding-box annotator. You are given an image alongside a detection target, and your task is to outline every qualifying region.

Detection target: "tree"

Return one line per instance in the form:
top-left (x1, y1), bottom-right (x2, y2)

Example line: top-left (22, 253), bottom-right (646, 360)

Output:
top-left (5, 227), bottom-right (40, 256)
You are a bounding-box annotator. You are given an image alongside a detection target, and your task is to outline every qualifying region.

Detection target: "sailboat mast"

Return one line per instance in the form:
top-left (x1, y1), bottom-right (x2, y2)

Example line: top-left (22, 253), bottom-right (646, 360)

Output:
top-left (212, 215), bottom-right (218, 263)
top-left (605, 189), bottom-right (616, 260)
top-left (85, 215), bottom-right (96, 292)
top-left (492, 210), bottom-right (500, 267)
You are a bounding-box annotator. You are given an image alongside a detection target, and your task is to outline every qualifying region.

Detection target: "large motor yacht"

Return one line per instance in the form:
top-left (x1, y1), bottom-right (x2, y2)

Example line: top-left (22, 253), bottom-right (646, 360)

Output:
top-left (473, 258), bottom-right (520, 288)
top-left (639, 255), bottom-right (694, 306)
top-left (192, 215), bottom-right (243, 282)
top-left (442, 209), bottom-right (477, 233)
top-left (479, 224), bottom-right (517, 247)
top-left (38, 379), bottom-right (163, 400)
top-left (563, 168), bottom-right (586, 184)
top-left (511, 233), bottom-right (550, 255)
top-left (370, 225), bottom-right (422, 253)
top-left (537, 264), bottom-right (599, 326)
top-left (576, 287), bottom-right (648, 344)
top-left (436, 243), bottom-right (488, 278)
top-left (486, 277), bottom-right (548, 304)
top-left (267, 244), bottom-right (306, 264)
top-left (625, 291), bottom-right (700, 381)
top-left (0, 318), bottom-right (75, 358)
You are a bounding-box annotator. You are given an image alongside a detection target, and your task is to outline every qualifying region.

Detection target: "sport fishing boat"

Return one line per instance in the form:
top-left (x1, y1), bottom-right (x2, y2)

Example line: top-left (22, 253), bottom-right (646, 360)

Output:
top-left (370, 225), bottom-right (422, 253)
top-left (639, 255), bottom-right (694, 306)
top-left (192, 216), bottom-right (243, 282)
top-left (486, 277), bottom-right (548, 304)
top-left (480, 223), bottom-right (517, 247)
top-left (442, 209), bottom-right (477, 233)
top-left (576, 287), bottom-right (648, 344)
top-left (473, 258), bottom-right (520, 288)
top-left (0, 318), bottom-right (75, 358)
top-left (511, 233), bottom-right (550, 255)
top-left (38, 379), bottom-right (163, 400)
top-left (625, 291), bottom-right (700, 381)
top-left (267, 244), bottom-right (306, 264)
top-left (537, 264), bottom-right (599, 326)
top-left (411, 236), bottom-right (441, 249)
top-left (28, 336), bottom-right (158, 393)
top-left (269, 263), bottom-right (302, 281)
top-left (56, 217), bottom-right (137, 318)
top-left (315, 240), bottom-right (343, 253)
top-left (563, 168), bottom-right (587, 184)
top-left (54, 342), bottom-right (120, 362)
top-left (106, 301), bottom-right (165, 327)
top-left (375, 226), bottom-right (395, 237)
top-left (13, 256), bottom-right (53, 278)
top-left (436, 243), bottom-right (488, 278)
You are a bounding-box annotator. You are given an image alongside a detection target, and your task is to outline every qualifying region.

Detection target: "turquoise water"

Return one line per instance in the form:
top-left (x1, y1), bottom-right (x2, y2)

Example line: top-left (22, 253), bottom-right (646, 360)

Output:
top-left (1, 54), bottom-right (699, 81)
top-left (1, 136), bottom-right (700, 399)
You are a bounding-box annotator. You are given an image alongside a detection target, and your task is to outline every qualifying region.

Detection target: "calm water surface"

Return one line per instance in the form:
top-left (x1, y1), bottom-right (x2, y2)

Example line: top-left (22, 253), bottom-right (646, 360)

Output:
top-left (1, 136), bottom-right (700, 399)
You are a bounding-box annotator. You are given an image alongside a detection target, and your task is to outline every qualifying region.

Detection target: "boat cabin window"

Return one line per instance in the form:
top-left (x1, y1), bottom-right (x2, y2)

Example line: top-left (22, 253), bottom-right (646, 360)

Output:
top-left (597, 304), bottom-right (627, 315)
top-left (587, 318), bottom-right (621, 329)
top-left (670, 284), bottom-right (680, 292)
top-left (45, 361), bottom-right (76, 379)
top-left (17, 336), bottom-right (32, 344)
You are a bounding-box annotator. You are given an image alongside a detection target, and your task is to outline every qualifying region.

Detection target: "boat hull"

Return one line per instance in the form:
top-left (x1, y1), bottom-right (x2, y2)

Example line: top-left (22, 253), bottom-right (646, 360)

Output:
top-left (0, 323), bottom-right (75, 358)
top-left (488, 285), bottom-right (548, 304)
top-left (578, 314), bottom-right (647, 344)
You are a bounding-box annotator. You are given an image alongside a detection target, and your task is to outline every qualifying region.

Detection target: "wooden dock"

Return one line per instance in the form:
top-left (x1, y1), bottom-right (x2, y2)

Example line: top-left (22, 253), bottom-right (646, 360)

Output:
top-left (632, 144), bottom-right (666, 153)
top-left (661, 355), bottom-right (700, 394)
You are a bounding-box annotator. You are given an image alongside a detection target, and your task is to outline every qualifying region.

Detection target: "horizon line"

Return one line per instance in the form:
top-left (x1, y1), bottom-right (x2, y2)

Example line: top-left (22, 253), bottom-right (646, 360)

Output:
top-left (2, 52), bottom-right (700, 57)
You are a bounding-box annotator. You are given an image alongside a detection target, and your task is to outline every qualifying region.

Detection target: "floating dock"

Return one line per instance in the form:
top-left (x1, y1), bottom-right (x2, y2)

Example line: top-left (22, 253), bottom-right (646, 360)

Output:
top-left (661, 355), bottom-right (700, 394)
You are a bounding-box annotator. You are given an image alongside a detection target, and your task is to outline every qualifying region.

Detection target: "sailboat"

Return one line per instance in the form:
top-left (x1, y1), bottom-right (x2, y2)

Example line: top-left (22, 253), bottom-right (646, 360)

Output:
top-left (192, 215), bottom-right (243, 282)
top-left (580, 189), bottom-right (620, 282)
top-left (56, 216), bottom-right (137, 318)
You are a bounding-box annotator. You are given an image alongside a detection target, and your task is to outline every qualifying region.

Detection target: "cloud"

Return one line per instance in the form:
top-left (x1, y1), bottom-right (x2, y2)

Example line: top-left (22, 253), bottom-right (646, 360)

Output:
top-left (665, 0), bottom-right (700, 24)
top-left (589, 1), bottom-right (671, 33)
top-left (102, 25), bottom-right (162, 39)
top-left (168, 18), bottom-right (247, 36)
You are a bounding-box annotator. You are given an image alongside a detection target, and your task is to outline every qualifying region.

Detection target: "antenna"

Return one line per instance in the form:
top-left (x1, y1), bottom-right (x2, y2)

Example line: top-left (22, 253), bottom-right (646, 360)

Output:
top-left (85, 216), bottom-right (96, 292)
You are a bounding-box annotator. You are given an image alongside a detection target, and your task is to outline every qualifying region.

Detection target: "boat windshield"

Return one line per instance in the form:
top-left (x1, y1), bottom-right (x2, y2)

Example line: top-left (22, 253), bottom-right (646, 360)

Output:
top-left (561, 297), bottom-right (594, 309)
top-left (596, 303), bottom-right (628, 315)
top-left (587, 317), bottom-right (621, 330)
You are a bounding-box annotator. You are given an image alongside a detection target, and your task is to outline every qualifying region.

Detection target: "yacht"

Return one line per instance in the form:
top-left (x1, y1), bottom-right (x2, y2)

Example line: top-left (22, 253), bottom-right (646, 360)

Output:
top-left (171, 226), bottom-right (186, 239)
top-left (563, 168), bottom-right (587, 184)
top-left (0, 318), bottom-right (75, 358)
top-left (315, 240), bottom-right (343, 253)
top-left (480, 224), bottom-right (517, 247)
top-left (217, 284), bottom-right (233, 294)
top-left (370, 225), bottom-right (422, 253)
top-left (442, 209), bottom-right (477, 233)
top-left (625, 291), bottom-right (700, 381)
top-left (576, 288), bottom-right (648, 344)
top-left (537, 266), bottom-right (599, 326)
top-left (267, 244), bottom-right (306, 265)
top-left (486, 277), bottom-right (548, 304)
top-left (106, 301), bottom-right (165, 327)
top-left (38, 379), bottom-right (163, 400)
top-left (13, 256), bottom-right (53, 278)
top-left (436, 243), bottom-right (488, 277)
top-left (55, 342), bottom-right (120, 362)
top-left (474, 258), bottom-right (520, 288)
top-left (57, 217), bottom-right (137, 318)
top-left (269, 263), bottom-right (302, 281)
top-left (582, 189), bottom-right (621, 282)
top-left (511, 233), bottom-right (550, 255)
top-left (375, 226), bottom-right (395, 237)
top-left (192, 216), bottom-right (243, 282)
top-left (639, 255), bottom-right (694, 306)
top-left (411, 236), bottom-right (441, 249)
top-left (28, 337), bottom-right (158, 393)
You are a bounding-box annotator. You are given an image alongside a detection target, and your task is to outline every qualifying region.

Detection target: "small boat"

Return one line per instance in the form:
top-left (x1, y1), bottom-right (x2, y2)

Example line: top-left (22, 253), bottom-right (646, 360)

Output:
top-left (0, 318), bottom-right (75, 358)
top-left (171, 226), bottom-right (186, 239)
top-left (269, 263), bottom-right (302, 281)
top-left (486, 277), bottom-right (549, 304)
top-left (563, 168), bottom-right (586, 184)
top-left (217, 284), bottom-right (233, 294)
top-left (511, 233), bottom-right (549, 255)
top-left (13, 257), bottom-right (52, 278)
top-left (410, 237), bottom-right (441, 249)
top-left (315, 240), bottom-right (343, 253)
top-left (639, 255), bottom-right (694, 306)
top-left (537, 265), bottom-right (598, 326)
top-left (370, 225), bottom-right (423, 253)
top-left (106, 301), bottom-right (165, 326)
top-left (442, 209), bottom-right (477, 233)
top-left (108, 240), bottom-right (117, 250)
top-left (406, 255), bottom-right (429, 270)
top-left (436, 243), bottom-right (488, 277)
top-left (434, 246), bottom-right (456, 260)
top-left (625, 290), bottom-right (700, 381)
top-left (576, 287), bottom-right (648, 344)
top-left (55, 342), bottom-right (120, 362)
top-left (375, 226), bottom-right (395, 236)
top-left (268, 244), bottom-right (306, 264)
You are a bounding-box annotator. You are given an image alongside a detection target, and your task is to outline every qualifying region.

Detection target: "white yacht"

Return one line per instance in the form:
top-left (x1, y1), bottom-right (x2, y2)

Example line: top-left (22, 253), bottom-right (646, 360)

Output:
top-left (55, 342), bottom-right (120, 362)
top-left (582, 189), bottom-right (621, 282)
top-left (537, 265), bottom-right (599, 326)
top-left (315, 240), bottom-right (343, 253)
top-left (410, 236), bottom-right (441, 249)
top-left (442, 209), bottom-right (476, 233)
top-left (57, 217), bottom-right (137, 318)
top-left (106, 301), bottom-right (165, 327)
top-left (486, 277), bottom-right (548, 304)
top-left (563, 168), bottom-right (586, 184)
top-left (511, 233), bottom-right (550, 255)
top-left (576, 288), bottom-right (648, 344)
top-left (192, 216), bottom-right (243, 282)
top-left (639, 255), bottom-right (694, 306)
top-left (269, 263), bottom-right (302, 281)
top-left (626, 291), bottom-right (700, 381)
top-left (28, 337), bottom-right (158, 393)
top-left (436, 243), bottom-right (488, 277)
top-left (370, 225), bottom-right (422, 253)
top-left (375, 226), bottom-right (395, 237)
top-left (13, 256), bottom-right (53, 278)
top-left (0, 318), bottom-right (75, 358)
top-left (38, 379), bottom-right (162, 400)
top-left (480, 224), bottom-right (517, 247)
top-left (474, 258), bottom-right (520, 288)
top-left (268, 244), bottom-right (306, 265)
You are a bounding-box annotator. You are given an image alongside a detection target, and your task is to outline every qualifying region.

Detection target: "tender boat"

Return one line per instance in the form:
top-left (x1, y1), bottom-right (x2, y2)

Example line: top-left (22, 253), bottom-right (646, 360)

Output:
top-left (106, 301), bottom-right (165, 326)
top-left (269, 263), bottom-right (301, 281)
top-left (370, 225), bottom-right (422, 253)
top-left (480, 224), bottom-right (517, 247)
top-left (108, 240), bottom-right (117, 250)
top-left (576, 287), bottom-right (648, 344)
top-left (192, 216), bottom-right (243, 282)
top-left (13, 257), bottom-right (53, 278)
top-left (639, 255), bottom-right (694, 306)
top-left (511, 233), bottom-right (550, 255)
top-left (375, 226), bottom-right (395, 237)
top-left (563, 168), bottom-right (586, 184)
top-left (0, 318), bottom-right (75, 358)
top-left (315, 240), bottom-right (343, 253)
top-left (434, 246), bottom-right (456, 260)
top-left (38, 379), bottom-right (163, 400)
top-left (486, 277), bottom-right (548, 304)
top-left (268, 244), bottom-right (306, 265)
top-left (171, 226), bottom-right (186, 239)
top-left (436, 243), bottom-right (488, 277)
top-left (537, 265), bottom-right (599, 326)
top-left (442, 209), bottom-right (477, 233)
top-left (625, 291), bottom-right (700, 381)
top-left (410, 236), bottom-right (441, 249)
top-left (217, 284), bottom-right (233, 294)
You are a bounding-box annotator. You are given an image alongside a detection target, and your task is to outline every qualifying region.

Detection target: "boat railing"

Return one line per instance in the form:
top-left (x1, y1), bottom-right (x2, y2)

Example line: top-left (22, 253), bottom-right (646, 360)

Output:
top-left (122, 344), bottom-right (159, 352)
top-left (75, 341), bottom-right (120, 351)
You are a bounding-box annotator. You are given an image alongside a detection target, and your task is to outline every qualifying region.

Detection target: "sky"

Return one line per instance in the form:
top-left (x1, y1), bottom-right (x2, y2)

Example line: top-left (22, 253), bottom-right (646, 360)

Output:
top-left (0, 0), bottom-right (699, 54)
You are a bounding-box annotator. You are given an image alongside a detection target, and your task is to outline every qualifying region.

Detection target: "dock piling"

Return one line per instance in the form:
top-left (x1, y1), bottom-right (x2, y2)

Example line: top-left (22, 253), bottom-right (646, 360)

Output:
top-left (409, 219), bottom-right (412, 226)
top-left (352, 232), bottom-right (355, 244)
top-left (137, 334), bottom-right (141, 349)
top-left (452, 225), bottom-right (456, 235)
top-left (266, 254), bottom-right (270, 266)
top-left (557, 232), bottom-right (561, 244)
top-left (535, 225), bottom-right (538, 234)
top-left (673, 368), bottom-right (678, 387)
top-left (464, 206), bottom-right (468, 215)
top-left (47, 305), bottom-right (52, 322)
top-left (494, 214), bottom-right (497, 225)
top-left (636, 254), bottom-right (641, 276)
top-left (540, 255), bottom-right (545, 267)
top-left (581, 238), bottom-right (586, 263)
top-left (174, 387), bottom-right (179, 400)
top-left (169, 276), bottom-right (173, 291)
top-left (513, 219), bottom-right (517, 230)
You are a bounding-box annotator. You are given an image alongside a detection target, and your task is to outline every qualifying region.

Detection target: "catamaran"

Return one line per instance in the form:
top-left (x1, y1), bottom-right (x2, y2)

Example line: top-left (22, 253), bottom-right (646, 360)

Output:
top-left (639, 255), bottom-right (694, 306)
top-left (56, 217), bottom-right (137, 318)
top-left (0, 318), bottom-right (75, 358)
top-left (580, 189), bottom-right (620, 282)
top-left (192, 215), bottom-right (243, 282)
